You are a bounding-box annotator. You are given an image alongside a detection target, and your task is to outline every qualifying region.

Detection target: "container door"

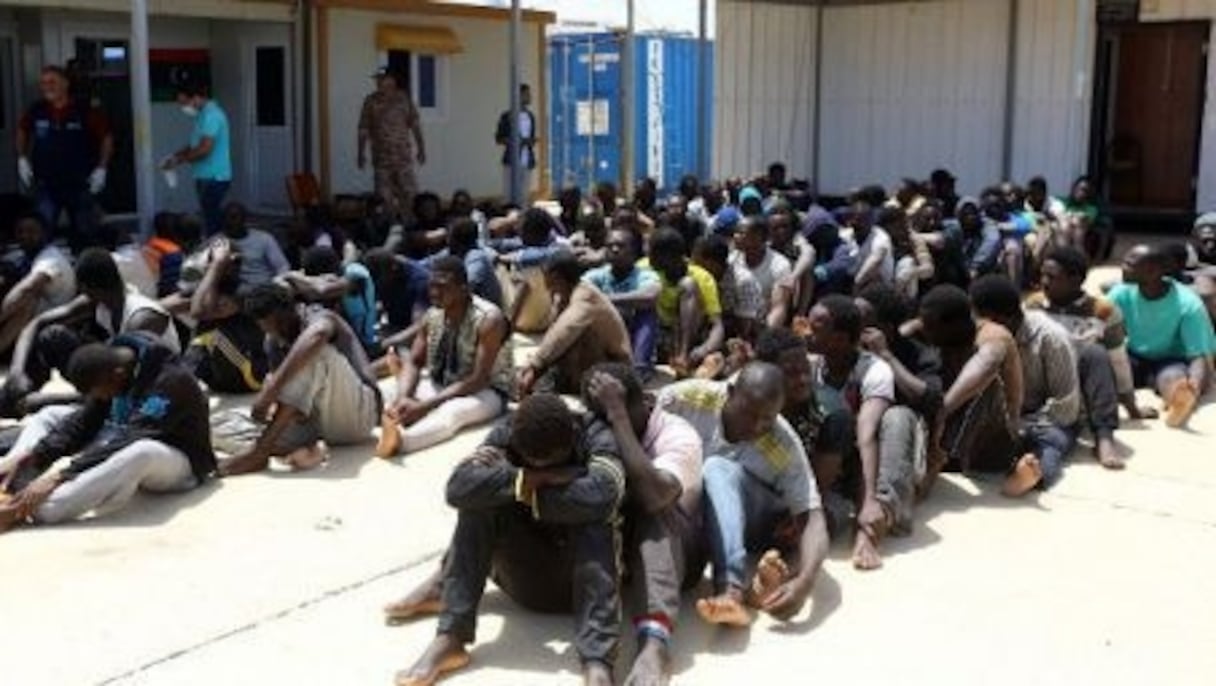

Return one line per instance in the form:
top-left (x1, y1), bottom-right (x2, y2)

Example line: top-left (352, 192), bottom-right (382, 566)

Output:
top-left (247, 42), bottom-right (292, 212)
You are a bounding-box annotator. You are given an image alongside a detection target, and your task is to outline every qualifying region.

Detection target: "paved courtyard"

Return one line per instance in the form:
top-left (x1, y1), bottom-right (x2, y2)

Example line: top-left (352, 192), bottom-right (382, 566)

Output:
top-left (3, 266), bottom-right (1215, 686)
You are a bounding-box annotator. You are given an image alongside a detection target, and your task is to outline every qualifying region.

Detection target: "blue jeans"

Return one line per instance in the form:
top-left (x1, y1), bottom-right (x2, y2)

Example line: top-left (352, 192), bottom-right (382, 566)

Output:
top-left (37, 186), bottom-right (99, 249)
top-left (1021, 421), bottom-right (1078, 489)
top-left (702, 455), bottom-right (785, 590)
top-left (195, 179), bottom-right (231, 236)
top-left (623, 307), bottom-right (658, 375)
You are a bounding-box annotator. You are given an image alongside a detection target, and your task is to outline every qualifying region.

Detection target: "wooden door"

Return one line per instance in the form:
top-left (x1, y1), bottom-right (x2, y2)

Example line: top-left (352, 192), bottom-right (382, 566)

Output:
top-left (1110, 22), bottom-right (1208, 209)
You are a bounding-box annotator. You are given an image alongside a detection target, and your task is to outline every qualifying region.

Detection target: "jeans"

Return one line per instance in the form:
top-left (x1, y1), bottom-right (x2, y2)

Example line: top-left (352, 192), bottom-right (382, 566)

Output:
top-left (37, 186), bottom-right (102, 250)
top-left (1076, 343), bottom-right (1119, 441)
top-left (623, 501), bottom-right (705, 635)
top-left (1020, 421), bottom-right (1078, 489)
top-left (195, 179), bottom-right (231, 236)
top-left (623, 308), bottom-right (658, 375)
top-left (437, 505), bottom-right (620, 666)
top-left (702, 455), bottom-right (787, 591)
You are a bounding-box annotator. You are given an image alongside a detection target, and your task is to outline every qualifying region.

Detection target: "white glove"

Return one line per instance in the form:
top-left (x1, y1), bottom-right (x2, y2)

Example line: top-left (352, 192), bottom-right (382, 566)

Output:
top-left (88, 167), bottom-right (107, 195)
top-left (17, 157), bottom-right (33, 189)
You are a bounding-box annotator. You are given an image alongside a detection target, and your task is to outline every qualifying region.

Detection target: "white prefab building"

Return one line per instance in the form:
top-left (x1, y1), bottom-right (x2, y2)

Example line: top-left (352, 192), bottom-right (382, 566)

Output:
top-left (0, 0), bottom-right (552, 220)
top-left (716, 0), bottom-right (1216, 215)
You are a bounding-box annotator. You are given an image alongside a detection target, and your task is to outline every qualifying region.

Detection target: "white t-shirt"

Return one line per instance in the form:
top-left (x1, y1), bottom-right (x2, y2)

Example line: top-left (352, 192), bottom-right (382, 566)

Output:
top-left (730, 248), bottom-right (791, 318)
top-left (29, 245), bottom-right (75, 311)
top-left (855, 227), bottom-right (895, 285)
top-left (95, 288), bottom-right (182, 354)
top-left (812, 351), bottom-right (895, 419)
top-left (112, 245), bottom-right (157, 298)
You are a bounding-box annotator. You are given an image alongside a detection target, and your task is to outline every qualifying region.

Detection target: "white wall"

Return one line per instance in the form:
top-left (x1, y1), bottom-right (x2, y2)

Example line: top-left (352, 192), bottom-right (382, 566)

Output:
top-left (1009, 0), bottom-right (1093, 197)
top-left (712, 0), bottom-right (818, 182)
top-left (325, 9), bottom-right (543, 200)
top-left (818, 0), bottom-right (1011, 197)
top-left (1141, 0), bottom-right (1216, 210)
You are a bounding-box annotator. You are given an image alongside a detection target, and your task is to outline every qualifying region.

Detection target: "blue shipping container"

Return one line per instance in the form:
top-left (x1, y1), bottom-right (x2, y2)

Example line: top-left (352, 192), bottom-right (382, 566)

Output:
top-left (548, 32), bottom-right (713, 194)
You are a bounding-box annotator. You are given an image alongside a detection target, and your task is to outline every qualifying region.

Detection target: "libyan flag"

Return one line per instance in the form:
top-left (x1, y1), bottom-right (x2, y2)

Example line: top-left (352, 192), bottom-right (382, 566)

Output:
top-left (150, 49), bottom-right (211, 102)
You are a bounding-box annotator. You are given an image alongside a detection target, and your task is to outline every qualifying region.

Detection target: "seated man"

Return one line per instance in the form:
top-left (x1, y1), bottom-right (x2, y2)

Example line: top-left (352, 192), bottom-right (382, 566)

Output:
top-left (582, 225), bottom-right (661, 375)
top-left (694, 233), bottom-right (764, 343)
top-left (183, 235), bottom-right (269, 394)
top-left (394, 394), bottom-right (625, 686)
top-left (377, 257), bottom-right (512, 457)
top-left (1187, 213), bottom-right (1216, 323)
top-left (730, 214), bottom-right (792, 328)
top-left (583, 363), bottom-right (703, 685)
top-left (363, 247), bottom-right (431, 343)
top-left (437, 217), bottom-right (503, 308)
top-left (847, 198), bottom-right (895, 293)
top-left (569, 203), bottom-right (609, 268)
top-left (916, 285), bottom-right (1024, 491)
top-left (768, 199), bottom-right (816, 317)
top-left (856, 284), bottom-right (945, 496)
top-left (220, 284), bottom-right (382, 475)
top-left (0, 213), bottom-right (75, 356)
top-left (280, 246), bottom-right (379, 354)
top-left (517, 252), bottom-right (631, 396)
top-left (0, 248), bottom-right (180, 418)
top-left (1109, 245), bottom-right (1215, 428)
top-left (800, 296), bottom-right (920, 570)
top-left (645, 227), bottom-right (725, 375)
top-left (218, 202), bottom-right (290, 293)
top-left (495, 208), bottom-right (562, 334)
top-left (0, 333), bottom-right (214, 532)
top-left (658, 362), bottom-right (828, 627)
top-left (1027, 247), bottom-right (1156, 468)
top-left (971, 275), bottom-right (1081, 496)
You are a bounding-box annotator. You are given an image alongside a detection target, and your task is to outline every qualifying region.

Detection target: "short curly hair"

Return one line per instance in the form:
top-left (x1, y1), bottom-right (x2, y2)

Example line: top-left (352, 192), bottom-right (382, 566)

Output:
top-left (510, 393), bottom-right (576, 467)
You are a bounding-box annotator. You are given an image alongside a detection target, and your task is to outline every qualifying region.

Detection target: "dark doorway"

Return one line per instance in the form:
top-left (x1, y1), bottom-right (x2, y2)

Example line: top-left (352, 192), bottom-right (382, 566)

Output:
top-left (73, 37), bottom-right (136, 214)
top-left (1091, 21), bottom-right (1208, 212)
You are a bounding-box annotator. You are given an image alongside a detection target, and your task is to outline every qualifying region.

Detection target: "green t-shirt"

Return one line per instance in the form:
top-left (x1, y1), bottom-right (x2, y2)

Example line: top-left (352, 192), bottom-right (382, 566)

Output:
top-left (1108, 280), bottom-right (1216, 361)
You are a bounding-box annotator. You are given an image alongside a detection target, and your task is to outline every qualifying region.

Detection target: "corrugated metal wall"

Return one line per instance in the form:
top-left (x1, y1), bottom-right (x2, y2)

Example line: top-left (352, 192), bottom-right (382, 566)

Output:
top-left (818, 0), bottom-right (1010, 196)
top-left (1010, 0), bottom-right (1092, 197)
top-left (714, 0), bottom-right (1096, 200)
top-left (713, 0), bottom-right (819, 182)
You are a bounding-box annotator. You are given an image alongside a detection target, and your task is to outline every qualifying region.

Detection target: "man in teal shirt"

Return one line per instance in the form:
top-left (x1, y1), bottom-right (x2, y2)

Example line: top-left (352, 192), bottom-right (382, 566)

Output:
top-left (1109, 245), bottom-right (1215, 428)
top-left (165, 79), bottom-right (231, 236)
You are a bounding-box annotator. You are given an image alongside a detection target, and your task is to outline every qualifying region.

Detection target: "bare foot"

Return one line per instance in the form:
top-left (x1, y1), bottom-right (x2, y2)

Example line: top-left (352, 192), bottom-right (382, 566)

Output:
top-left (749, 549), bottom-right (788, 605)
top-left (852, 529), bottom-right (884, 571)
top-left (384, 575), bottom-right (444, 625)
top-left (376, 413), bottom-right (403, 458)
top-left (282, 443), bottom-right (327, 470)
top-left (624, 638), bottom-right (670, 686)
top-left (0, 501), bottom-right (23, 534)
top-left (1126, 404), bottom-right (1159, 421)
top-left (386, 347), bottom-right (404, 376)
top-left (695, 588), bottom-right (752, 627)
top-left (1001, 453), bottom-right (1042, 498)
top-left (1095, 436), bottom-right (1125, 471)
top-left (1165, 380), bottom-right (1199, 429)
top-left (218, 451), bottom-right (271, 477)
top-left (693, 352), bottom-right (726, 380)
top-left (394, 634), bottom-right (471, 686)
top-left (583, 661), bottom-right (614, 686)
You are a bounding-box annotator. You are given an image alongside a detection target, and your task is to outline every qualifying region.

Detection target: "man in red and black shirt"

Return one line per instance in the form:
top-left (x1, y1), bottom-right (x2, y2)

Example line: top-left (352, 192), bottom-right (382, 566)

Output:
top-left (16, 65), bottom-right (113, 250)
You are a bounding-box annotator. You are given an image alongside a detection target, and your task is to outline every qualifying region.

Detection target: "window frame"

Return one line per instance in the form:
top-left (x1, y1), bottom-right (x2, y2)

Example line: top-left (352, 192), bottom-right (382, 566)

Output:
top-left (382, 49), bottom-right (448, 123)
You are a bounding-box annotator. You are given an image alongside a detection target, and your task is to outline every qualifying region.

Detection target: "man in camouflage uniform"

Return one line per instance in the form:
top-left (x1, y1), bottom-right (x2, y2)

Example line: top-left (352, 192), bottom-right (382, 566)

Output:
top-left (358, 67), bottom-right (426, 222)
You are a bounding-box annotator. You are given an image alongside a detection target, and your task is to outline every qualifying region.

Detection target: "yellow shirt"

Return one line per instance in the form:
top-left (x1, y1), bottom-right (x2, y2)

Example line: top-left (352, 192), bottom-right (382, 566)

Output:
top-left (639, 259), bottom-right (722, 326)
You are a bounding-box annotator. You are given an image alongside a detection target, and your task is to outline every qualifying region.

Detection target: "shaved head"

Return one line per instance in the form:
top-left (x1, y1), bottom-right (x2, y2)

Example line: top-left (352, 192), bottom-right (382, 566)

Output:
top-left (735, 362), bottom-right (785, 399)
top-left (722, 362), bottom-right (786, 444)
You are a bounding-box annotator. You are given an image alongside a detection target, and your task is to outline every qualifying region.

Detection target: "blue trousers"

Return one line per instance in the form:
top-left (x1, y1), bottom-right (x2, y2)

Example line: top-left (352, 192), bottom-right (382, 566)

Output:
top-left (36, 186), bottom-right (100, 249)
top-left (195, 179), bottom-right (231, 236)
top-left (1021, 421), bottom-right (1078, 489)
top-left (702, 455), bottom-right (786, 590)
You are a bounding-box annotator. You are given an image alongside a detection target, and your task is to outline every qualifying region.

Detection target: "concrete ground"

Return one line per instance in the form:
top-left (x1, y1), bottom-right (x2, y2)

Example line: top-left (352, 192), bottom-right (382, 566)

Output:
top-left (3, 265), bottom-right (1216, 686)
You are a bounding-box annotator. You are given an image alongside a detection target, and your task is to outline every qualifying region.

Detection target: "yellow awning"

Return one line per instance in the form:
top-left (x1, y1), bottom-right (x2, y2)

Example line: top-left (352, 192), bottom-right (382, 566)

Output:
top-left (375, 23), bottom-right (463, 54)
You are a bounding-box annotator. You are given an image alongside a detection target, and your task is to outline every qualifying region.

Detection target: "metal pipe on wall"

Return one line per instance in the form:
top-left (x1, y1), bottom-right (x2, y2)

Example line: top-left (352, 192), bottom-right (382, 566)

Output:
top-left (508, 0), bottom-right (522, 205)
top-left (1001, 0), bottom-right (1020, 180)
top-left (697, 0), bottom-right (708, 180)
top-left (130, 0), bottom-right (154, 238)
top-left (300, 0), bottom-right (312, 172)
top-left (621, 0), bottom-right (635, 195)
top-left (812, 0), bottom-right (824, 190)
